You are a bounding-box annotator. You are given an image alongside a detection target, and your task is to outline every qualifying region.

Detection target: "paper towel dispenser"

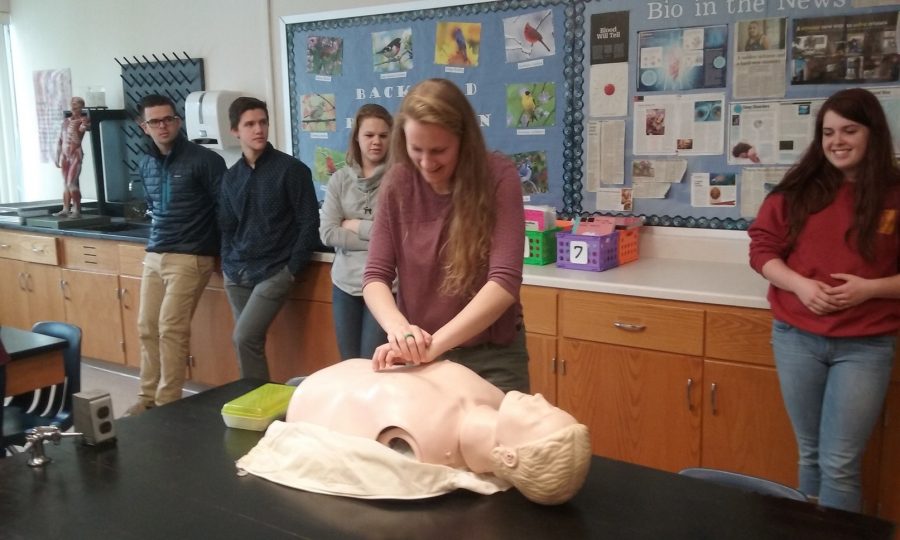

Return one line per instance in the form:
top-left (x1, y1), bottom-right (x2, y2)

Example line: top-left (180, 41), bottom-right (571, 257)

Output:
top-left (185, 91), bottom-right (242, 149)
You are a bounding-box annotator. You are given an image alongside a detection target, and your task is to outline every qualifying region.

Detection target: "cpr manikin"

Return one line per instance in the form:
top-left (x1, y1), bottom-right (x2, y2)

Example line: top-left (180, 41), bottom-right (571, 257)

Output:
top-left (239, 360), bottom-right (591, 505)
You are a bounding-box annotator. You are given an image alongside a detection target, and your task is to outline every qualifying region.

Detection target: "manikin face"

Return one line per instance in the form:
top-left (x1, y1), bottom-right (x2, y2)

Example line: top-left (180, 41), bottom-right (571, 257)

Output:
top-left (232, 108), bottom-right (270, 156)
top-left (495, 391), bottom-right (577, 448)
top-left (141, 104), bottom-right (182, 150)
top-left (821, 110), bottom-right (869, 181)
top-left (403, 119), bottom-right (460, 195)
top-left (70, 98), bottom-right (84, 115)
top-left (357, 117), bottom-right (390, 168)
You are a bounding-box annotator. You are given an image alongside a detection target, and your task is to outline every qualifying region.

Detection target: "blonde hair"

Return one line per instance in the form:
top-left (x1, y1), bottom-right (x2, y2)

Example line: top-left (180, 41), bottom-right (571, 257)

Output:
top-left (390, 79), bottom-right (496, 297)
top-left (490, 423), bottom-right (591, 505)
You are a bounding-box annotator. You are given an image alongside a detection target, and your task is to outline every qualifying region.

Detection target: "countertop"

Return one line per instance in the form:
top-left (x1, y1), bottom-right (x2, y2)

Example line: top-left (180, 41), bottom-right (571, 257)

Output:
top-left (523, 257), bottom-right (770, 309)
top-left (0, 222), bottom-right (769, 309)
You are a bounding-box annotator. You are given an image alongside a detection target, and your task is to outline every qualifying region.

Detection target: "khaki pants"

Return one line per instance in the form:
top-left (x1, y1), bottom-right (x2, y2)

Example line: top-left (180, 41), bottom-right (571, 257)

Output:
top-left (137, 252), bottom-right (214, 406)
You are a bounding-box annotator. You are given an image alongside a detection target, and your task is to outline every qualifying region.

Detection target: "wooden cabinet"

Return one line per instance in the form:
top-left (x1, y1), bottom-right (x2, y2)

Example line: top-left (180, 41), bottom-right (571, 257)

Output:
top-left (556, 290), bottom-right (705, 472)
top-left (117, 243), bottom-right (146, 369)
top-left (264, 262), bottom-right (341, 382)
top-left (1, 230), bottom-right (342, 386)
top-left (519, 285), bottom-right (896, 518)
top-left (522, 285), bottom-right (558, 404)
top-left (878, 383), bottom-right (900, 531)
top-left (701, 305), bottom-right (797, 485)
top-left (0, 257), bottom-right (30, 328)
top-left (524, 332), bottom-right (557, 405)
top-left (61, 267), bottom-right (125, 364)
top-left (188, 284), bottom-right (240, 387)
top-left (119, 275), bottom-right (142, 368)
top-left (59, 237), bottom-right (126, 364)
top-left (700, 360), bottom-right (797, 485)
top-left (266, 297), bottom-right (339, 383)
top-left (0, 231), bottom-right (63, 330)
top-left (558, 338), bottom-right (702, 471)
top-left (1, 260), bottom-right (66, 330)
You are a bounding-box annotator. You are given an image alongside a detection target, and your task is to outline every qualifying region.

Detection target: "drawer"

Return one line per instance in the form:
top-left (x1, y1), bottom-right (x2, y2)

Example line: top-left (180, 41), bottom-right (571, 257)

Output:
top-left (61, 237), bottom-right (119, 272)
top-left (289, 261), bottom-right (333, 303)
top-left (706, 306), bottom-right (774, 366)
top-left (559, 291), bottom-right (704, 356)
top-left (117, 243), bottom-right (147, 277)
top-left (0, 230), bottom-right (59, 265)
top-left (521, 285), bottom-right (557, 336)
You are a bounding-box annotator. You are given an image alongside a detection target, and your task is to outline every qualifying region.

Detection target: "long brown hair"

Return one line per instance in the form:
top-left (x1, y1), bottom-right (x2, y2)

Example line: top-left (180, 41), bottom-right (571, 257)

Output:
top-left (346, 103), bottom-right (393, 168)
top-left (770, 87), bottom-right (900, 260)
top-left (390, 79), bottom-right (495, 296)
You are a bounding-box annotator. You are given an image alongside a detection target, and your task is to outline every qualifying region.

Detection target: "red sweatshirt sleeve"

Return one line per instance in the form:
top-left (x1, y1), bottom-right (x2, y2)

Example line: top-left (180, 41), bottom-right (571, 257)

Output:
top-left (748, 193), bottom-right (791, 274)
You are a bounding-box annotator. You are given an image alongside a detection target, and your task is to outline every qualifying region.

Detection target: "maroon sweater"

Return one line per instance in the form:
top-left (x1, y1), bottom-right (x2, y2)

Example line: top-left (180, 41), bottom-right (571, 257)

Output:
top-left (749, 182), bottom-right (900, 337)
top-left (363, 153), bottom-right (525, 347)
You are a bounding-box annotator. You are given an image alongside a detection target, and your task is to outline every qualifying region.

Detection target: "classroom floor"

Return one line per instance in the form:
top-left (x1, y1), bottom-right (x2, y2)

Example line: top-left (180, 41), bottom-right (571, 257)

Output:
top-left (81, 358), bottom-right (211, 419)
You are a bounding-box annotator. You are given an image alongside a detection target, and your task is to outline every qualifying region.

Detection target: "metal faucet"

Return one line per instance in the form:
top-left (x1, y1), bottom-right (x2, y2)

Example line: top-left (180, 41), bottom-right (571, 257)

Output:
top-left (23, 426), bottom-right (83, 467)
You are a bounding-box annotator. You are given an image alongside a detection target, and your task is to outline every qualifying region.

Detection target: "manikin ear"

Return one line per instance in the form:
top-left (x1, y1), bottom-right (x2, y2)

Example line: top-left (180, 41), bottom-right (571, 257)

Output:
top-left (495, 445), bottom-right (518, 469)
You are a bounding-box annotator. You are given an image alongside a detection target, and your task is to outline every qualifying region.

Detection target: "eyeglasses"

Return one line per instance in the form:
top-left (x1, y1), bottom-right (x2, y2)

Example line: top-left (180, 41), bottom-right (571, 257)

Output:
top-left (143, 115), bottom-right (179, 128)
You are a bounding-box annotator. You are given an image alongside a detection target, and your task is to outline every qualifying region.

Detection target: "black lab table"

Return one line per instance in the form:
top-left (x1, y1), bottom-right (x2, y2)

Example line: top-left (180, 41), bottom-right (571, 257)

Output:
top-left (0, 379), bottom-right (893, 539)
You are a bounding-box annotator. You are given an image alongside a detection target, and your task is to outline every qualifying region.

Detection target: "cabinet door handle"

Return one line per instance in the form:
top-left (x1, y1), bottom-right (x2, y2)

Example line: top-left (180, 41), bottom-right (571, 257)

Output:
top-left (686, 378), bottom-right (693, 411)
top-left (17, 271), bottom-right (27, 291)
top-left (551, 357), bottom-right (557, 374)
top-left (30, 244), bottom-right (45, 254)
top-left (710, 383), bottom-right (718, 415)
top-left (120, 288), bottom-right (131, 309)
top-left (25, 272), bottom-right (33, 292)
top-left (613, 321), bottom-right (646, 332)
top-left (0, 243), bottom-right (10, 249)
top-left (560, 358), bottom-right (567, 376)
top-left (60, 279), bottom-right (70, 300)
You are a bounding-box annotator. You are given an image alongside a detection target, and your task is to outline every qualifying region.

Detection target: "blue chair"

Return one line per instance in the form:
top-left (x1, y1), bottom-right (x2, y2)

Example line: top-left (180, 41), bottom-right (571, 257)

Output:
top-left (679, 467), bottom-right (808, 502)
top-left (2, 322), bottom-right (82, 451)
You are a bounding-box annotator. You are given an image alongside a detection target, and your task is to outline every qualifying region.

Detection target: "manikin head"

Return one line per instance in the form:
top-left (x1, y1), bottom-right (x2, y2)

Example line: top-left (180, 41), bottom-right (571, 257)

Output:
top-left (70, 96), bottom-right (85, 115)
top-left (489, 392), bottom-right (592, 505)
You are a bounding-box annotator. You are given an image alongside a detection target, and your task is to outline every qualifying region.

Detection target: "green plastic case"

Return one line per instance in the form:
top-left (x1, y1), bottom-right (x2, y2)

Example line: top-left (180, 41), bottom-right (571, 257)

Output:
top-left (221, 383), bottom-right (296, 431)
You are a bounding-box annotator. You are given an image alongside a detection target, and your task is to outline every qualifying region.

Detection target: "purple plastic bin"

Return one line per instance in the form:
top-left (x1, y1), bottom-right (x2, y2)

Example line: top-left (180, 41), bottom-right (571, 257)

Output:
top-left (556, 231), bottom-right (619, 272)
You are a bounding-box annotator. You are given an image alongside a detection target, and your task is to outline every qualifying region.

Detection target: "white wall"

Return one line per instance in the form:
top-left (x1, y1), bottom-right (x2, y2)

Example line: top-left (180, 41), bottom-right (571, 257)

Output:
top-left (9, 0), bottom-right (271, 202)
top-left (7, 0), bottom-right (463, 203)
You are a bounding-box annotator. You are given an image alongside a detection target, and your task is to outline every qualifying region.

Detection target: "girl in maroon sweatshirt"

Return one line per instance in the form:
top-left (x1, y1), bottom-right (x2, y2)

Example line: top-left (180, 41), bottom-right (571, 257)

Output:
top-left (749, 88), bottom-right (899, 511)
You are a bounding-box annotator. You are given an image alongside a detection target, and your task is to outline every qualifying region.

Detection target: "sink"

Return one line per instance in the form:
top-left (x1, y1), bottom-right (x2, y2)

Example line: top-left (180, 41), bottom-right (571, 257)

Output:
top-left (82, 221), bottom-right (152, 238)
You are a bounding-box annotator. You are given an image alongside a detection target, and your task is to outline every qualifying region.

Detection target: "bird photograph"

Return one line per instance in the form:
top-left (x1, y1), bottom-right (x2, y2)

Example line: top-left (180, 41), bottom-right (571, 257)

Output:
top-left (306, 36), bottom-right (343, 76)
top-left (434, 22), bottom-right (480, 66)
top-left (507, 83), bottom-right (556, 128)
top-left (511, 150), bottom-right (549, 195)
top-left (314, 147), bottom-right (346, 183)
top-left (503, 9), bottom-right (556, 63)
top-left (372, 29), bottom-right (413, 73)
top-left (301, 93), bottom-right (337, 132)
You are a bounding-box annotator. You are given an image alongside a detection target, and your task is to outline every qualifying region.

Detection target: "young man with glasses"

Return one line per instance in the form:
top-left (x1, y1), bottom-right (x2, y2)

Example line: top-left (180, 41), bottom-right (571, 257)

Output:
top-left (125, 94), bottom-right (226, 416)
top-left (219, 97), bottom-right (319, 381)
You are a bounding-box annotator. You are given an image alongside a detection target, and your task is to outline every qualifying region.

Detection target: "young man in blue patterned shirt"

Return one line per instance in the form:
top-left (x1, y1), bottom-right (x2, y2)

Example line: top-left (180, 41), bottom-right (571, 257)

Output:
top-left (219, 97), bottom-right (320, 380)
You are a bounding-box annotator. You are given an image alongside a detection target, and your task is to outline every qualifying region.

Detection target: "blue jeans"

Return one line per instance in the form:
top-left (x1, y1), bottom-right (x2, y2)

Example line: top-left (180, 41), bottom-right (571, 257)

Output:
top-left (331, 286), bottom-right (386, 360)
top-left (771, 320), bottom-right (895, 511)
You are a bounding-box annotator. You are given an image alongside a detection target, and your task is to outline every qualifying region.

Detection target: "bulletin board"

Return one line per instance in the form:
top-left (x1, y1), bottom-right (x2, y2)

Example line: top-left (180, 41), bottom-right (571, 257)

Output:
top-left (282, 0), bottom-right (900, 230)
top-left (282, 0), bottom-right (574, 211)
